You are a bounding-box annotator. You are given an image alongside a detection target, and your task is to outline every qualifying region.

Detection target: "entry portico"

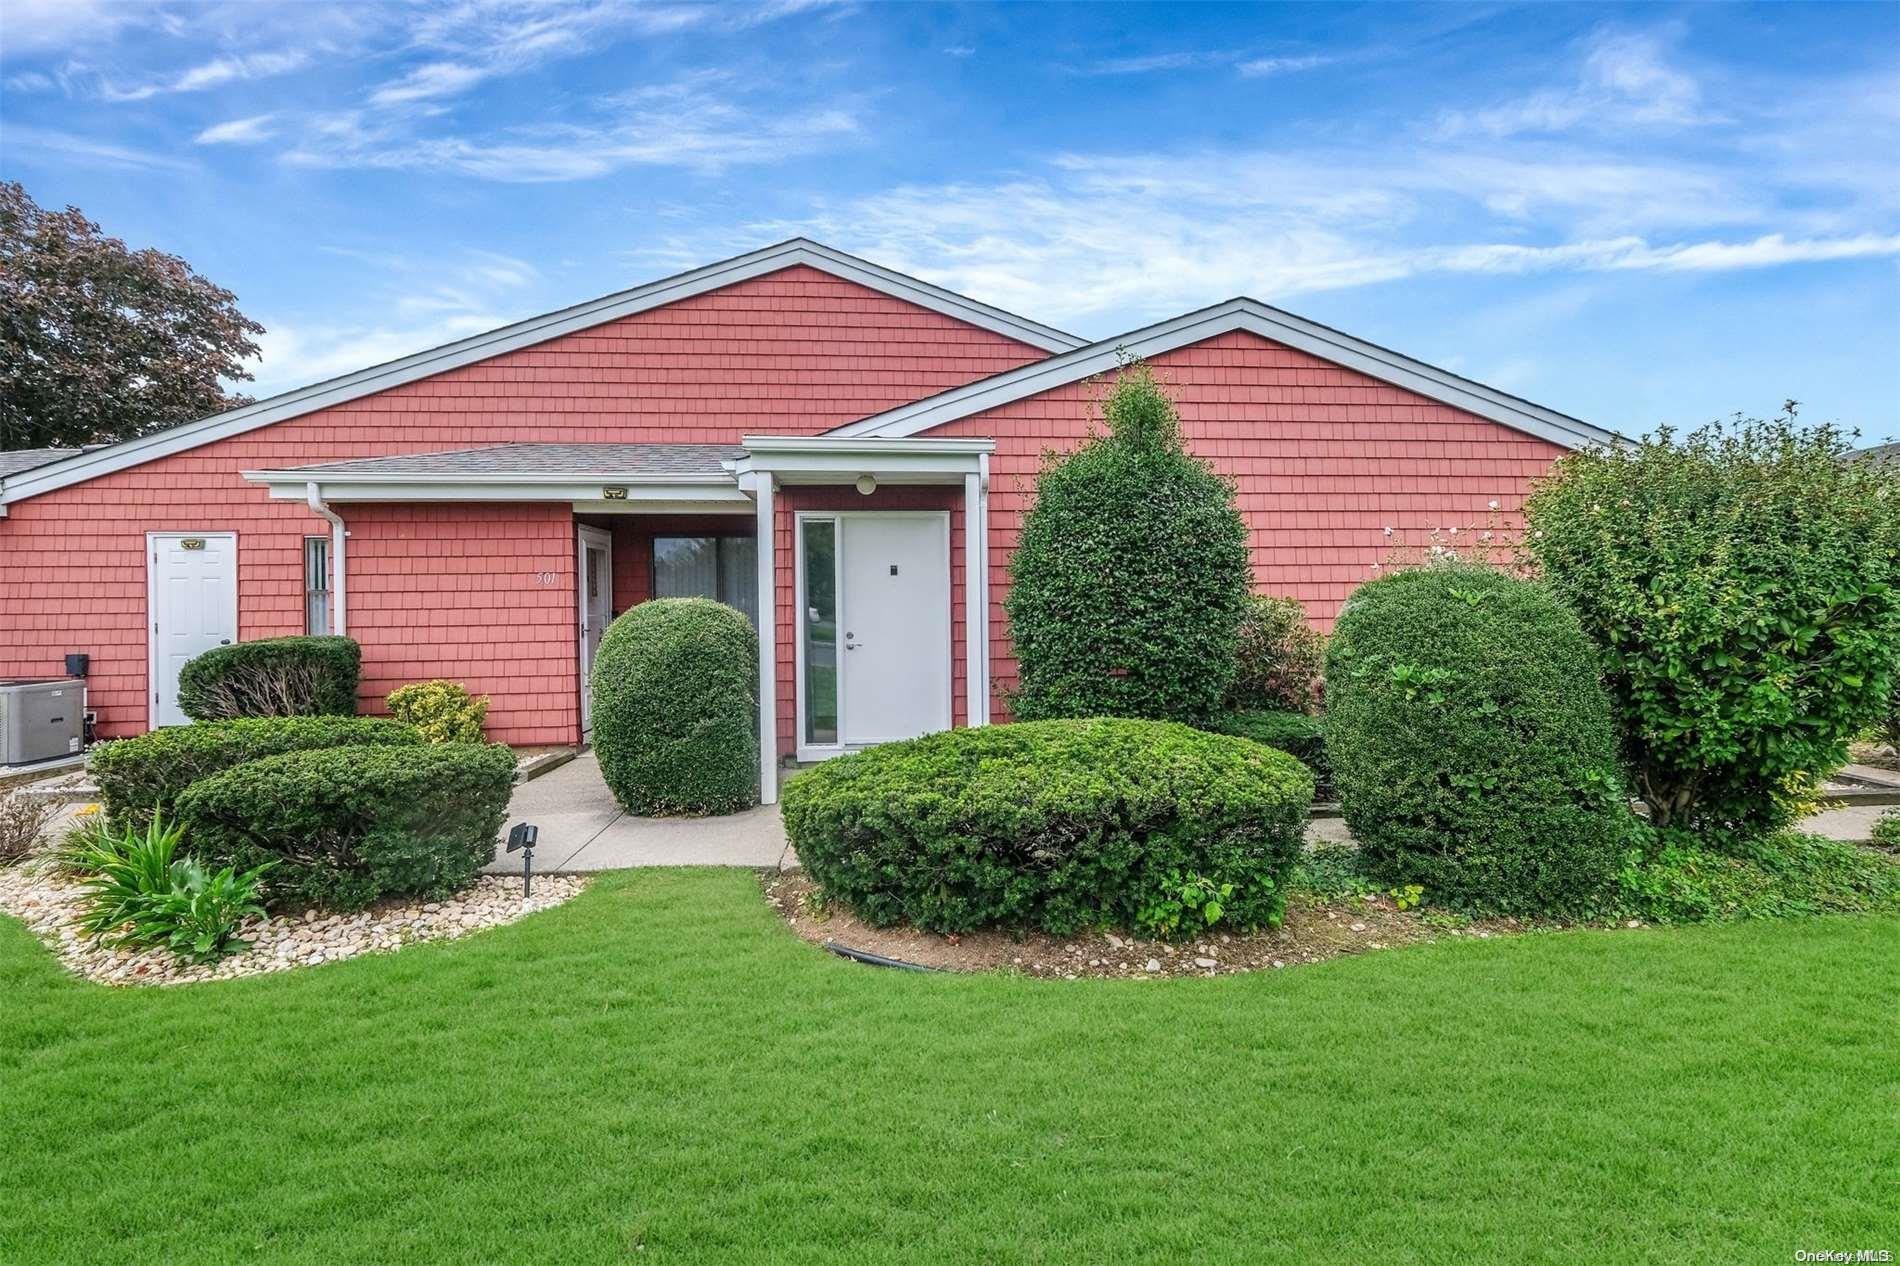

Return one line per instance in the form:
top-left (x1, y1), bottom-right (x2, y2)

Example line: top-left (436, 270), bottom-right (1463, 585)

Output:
top-left (244, 434), bottom-right (994, 803)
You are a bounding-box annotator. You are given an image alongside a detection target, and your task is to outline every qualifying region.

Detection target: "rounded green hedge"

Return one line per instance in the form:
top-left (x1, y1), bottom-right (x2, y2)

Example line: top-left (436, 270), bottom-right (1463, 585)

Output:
top-left (1208, 709), bottom-right (1329, 793)
top-left (591, 598), bottom-right (757, 816)
top-left (177, 635), bottom-right (361, 720)
top-left (90, 714), bottom-right (422, 827)
top-left (782, 717), bottom-right (1315, 937)
top-left (1324, 565), bottom-right (1630, 913)
top-left (175, 741), bottom-right (517, 912)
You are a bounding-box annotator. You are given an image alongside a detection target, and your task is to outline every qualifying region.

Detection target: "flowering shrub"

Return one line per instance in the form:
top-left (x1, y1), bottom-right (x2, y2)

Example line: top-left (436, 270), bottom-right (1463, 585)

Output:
top-left (1325, 564), bottom-right (1630, 913)
top-left (1527, 411), bottom-right (1900, 845)
top-left (1225, 595), bottom-right (1325, 714)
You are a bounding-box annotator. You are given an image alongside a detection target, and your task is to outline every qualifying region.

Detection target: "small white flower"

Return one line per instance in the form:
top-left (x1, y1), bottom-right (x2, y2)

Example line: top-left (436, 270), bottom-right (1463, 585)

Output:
top-left (1370, 562), bottom-right (1381, 571)
top-left (1487, 499), bottom-right (1499, 510)
top-left (1383, 525), bottom-right (1393, 537)
top-left (1448, 526), bottom-right (1459, 535)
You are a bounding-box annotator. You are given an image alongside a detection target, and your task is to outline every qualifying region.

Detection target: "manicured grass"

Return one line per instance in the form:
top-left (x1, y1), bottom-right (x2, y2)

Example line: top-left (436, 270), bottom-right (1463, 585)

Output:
top-left (2, 869), bottom-right (1893, 1263)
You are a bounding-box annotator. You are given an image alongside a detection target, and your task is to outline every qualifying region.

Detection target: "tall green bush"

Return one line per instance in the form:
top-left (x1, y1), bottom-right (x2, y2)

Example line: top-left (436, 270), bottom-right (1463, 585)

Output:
top-left (1526, 412), bottom-right (1900, 842)
top-left (591, 598), bottom-right (757, 816)
top-left (1226, 594), bottom-right (1326, 714)
top-left (1325, 565), bottom-right (1630, 913)
top-left (1005, 363), bottom-right (1251, 724)
top-left (89, 715), bottom-right (422, 827)
top-left (783, 718), bottom-right (1313, 937)
top-left (177, 636), bottom-right (360, 720)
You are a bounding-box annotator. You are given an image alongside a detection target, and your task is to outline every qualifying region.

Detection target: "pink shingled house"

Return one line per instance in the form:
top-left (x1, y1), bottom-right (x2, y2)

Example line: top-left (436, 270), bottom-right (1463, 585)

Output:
top-left (0, 240), bottom-right (1613, 801)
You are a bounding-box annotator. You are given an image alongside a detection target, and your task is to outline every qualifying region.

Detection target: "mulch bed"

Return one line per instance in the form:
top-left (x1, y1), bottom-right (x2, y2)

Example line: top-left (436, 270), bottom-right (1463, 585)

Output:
top-left (764, 871), bottom-right (1534, 980)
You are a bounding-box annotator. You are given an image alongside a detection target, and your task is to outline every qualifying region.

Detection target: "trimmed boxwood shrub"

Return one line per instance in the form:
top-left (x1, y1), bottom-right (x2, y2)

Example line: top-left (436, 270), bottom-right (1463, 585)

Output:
top-left (90, 715), bottom-right (422, 827)
top-left (175, 742), bottom-right (517, 912)
top-left (1324, 565), bottom-right (1630, 913)
top-left (1209, 709), bottom-right (1330, 793)
top-left (1005, 364), bottom-right (1252, 725)
top-left (591, 598), bottom-right (757, 816)
top-left (177, 635), bottom-right (361, 720)
top-left (782, 717), bottom-right (1314, 937)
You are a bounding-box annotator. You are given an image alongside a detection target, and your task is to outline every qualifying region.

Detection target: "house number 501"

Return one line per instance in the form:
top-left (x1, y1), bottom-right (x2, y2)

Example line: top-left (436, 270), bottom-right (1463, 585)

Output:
top-left (534, 571), bottom-right (559, 585)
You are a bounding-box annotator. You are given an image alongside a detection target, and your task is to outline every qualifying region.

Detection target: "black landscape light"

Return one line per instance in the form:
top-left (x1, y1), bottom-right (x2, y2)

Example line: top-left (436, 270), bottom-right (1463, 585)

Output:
top-left (506, 822), bottom-right (539, 897)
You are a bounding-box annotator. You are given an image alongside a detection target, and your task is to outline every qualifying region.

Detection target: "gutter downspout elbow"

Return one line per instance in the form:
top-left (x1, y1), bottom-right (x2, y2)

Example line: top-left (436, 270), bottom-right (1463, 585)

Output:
top-left (305, 481), bottom-right (347, 636)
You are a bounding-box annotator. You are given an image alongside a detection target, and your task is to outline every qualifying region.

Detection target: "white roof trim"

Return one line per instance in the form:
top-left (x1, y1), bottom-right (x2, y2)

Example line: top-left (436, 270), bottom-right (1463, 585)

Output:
top-left (729, 435), bottom-right (993, 483)
top-left (244, 468), bottom-right (751, 506)
top-left (0, 239), bottom-right (1083, 509)
top-left (826, 297), bottom-right (1618, 450)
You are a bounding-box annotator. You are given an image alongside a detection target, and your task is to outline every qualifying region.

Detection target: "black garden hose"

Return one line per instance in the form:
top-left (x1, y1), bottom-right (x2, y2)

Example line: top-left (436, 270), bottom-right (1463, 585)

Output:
top-left (822, 940), bottom-right (937, 972)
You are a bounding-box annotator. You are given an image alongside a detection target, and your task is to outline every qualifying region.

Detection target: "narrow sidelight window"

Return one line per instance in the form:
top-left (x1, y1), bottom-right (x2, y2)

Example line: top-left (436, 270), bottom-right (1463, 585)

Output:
top-left (303, 536), bottom-right (331, 635)
top-left (800, 518), bottom-right (838, 746)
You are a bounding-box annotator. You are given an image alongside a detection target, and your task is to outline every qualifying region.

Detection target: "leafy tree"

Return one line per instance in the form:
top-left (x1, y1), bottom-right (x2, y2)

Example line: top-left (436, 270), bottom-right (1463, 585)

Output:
top-left (1005, 361), bottom-right (1251, 724)
top-left (1526, 408), bottom-right (1900, 844)
top-left (0, 181), bottom-right (263, 450)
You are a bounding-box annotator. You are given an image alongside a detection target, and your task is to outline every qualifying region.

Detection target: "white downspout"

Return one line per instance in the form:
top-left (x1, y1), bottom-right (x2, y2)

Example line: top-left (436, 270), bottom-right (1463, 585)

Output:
top-left (305, 481), bottom-right (347, 636)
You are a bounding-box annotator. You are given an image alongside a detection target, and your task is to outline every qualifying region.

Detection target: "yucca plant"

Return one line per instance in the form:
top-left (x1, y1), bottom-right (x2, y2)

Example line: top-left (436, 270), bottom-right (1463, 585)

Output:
top-left (69, 813), bottom-right (271, 963)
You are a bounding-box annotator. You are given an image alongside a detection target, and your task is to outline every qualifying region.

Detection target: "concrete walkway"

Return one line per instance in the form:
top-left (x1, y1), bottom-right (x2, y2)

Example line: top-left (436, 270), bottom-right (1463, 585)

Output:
top-left (484, 752), bottom-right (792, 873)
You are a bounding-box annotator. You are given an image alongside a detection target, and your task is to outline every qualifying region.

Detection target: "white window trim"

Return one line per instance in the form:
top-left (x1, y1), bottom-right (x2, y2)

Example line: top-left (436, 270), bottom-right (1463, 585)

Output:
top-left (146, 531), bottom-right (238, 731)
top-left (792, 510), bottom-right (954, 764)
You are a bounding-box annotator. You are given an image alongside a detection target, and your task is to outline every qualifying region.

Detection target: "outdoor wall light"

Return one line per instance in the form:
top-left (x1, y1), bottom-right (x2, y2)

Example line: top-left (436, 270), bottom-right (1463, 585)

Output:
top-left (506, 822), bottom-right (539, 897)
top-left (855, 474), bottom-right (877, 496)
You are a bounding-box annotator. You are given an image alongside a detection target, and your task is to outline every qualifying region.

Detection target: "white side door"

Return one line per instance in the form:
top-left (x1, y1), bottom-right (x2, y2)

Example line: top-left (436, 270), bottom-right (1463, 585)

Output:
top-left (838, 514), bottom-right (951, 745)
top-left (148, 532), bottom-right (238, 728)
top-left (577, 526), bottom-right (614, 735)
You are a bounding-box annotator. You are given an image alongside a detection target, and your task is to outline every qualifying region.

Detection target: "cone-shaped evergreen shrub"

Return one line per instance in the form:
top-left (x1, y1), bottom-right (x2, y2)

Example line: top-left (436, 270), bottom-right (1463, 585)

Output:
top-left (1005, 364), bottom-right (1251, 723)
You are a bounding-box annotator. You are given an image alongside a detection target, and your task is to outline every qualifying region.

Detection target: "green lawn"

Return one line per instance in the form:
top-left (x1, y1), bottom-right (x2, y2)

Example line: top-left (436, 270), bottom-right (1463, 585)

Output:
top-left (2, 869), bottom-right (1893, 1264)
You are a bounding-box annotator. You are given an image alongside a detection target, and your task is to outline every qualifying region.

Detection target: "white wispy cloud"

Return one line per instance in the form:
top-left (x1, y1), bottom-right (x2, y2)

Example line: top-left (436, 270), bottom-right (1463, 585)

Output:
top-left (103, 50), bottom-right (310, 102)
top-left (286, 71), bottom-right (860, 179)
top-left (368, 60), bottom-right (490, 106)
top-left (0, 0), bottom-right (140, 57)
top-left (196, 115), bottom-right (278, 145)
top-left (0, 125), bottom-right (194, 172)
top-left (1437, 27), bottom-right (1707, 138)
top-left (1236, 55), bottom-right (1331, 78)
top-left (251, 246), bottom-right (545, 392)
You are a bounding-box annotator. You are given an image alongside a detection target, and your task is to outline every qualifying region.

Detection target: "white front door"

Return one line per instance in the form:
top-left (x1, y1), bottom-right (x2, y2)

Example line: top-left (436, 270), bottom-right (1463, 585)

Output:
top-left (837, 514), bottom-right (951, 746)
top-left (577, 526), bottom-right (613, 735)
top-left (148, 532), bottom-right (238, 727)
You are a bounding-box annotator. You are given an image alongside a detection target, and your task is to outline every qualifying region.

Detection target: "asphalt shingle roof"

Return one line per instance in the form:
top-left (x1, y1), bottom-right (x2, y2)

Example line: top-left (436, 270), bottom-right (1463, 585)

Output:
top-left (278, 442), bottom-right (747, 477)
top-left (0, 448), bottom-right (79, 479)
top-left (1850, 441), bottom-right (1900, 467)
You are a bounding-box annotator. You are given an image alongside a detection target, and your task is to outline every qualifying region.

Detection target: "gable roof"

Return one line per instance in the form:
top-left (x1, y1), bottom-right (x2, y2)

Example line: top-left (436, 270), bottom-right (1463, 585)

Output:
top-left (826, 296), bottom-right (1617, 451)
top-left (0, 239), bottom-right (1084, 509)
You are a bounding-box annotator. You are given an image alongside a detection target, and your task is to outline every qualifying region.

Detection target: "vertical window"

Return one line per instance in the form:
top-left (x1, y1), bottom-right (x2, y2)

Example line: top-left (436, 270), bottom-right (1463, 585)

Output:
top-left (801, 519), bottom-right (838, 746)
top-left (653, 536), bottom-right (758, 624)
top-left (304, 536), bottom-right (331, 635)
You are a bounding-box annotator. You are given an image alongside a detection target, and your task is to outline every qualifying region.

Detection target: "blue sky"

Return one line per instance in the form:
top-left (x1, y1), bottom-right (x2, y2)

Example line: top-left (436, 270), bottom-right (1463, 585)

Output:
top-left (2, 1), bottom-right (1895, 439)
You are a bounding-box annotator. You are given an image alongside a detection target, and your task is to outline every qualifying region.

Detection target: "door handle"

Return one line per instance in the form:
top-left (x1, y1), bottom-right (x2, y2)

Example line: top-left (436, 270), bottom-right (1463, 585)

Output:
top-left (219, 639), bottom-right (231, 645)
